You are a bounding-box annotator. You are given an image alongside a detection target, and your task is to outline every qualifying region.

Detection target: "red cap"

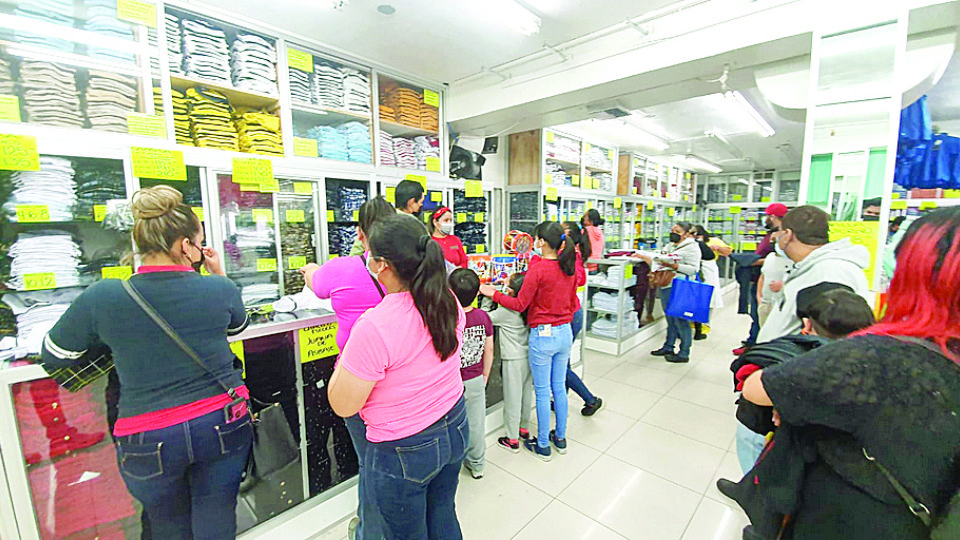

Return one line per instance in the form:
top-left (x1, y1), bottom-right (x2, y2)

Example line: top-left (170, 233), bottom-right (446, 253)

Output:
top-left (765, 203), bottom-right (789, 217)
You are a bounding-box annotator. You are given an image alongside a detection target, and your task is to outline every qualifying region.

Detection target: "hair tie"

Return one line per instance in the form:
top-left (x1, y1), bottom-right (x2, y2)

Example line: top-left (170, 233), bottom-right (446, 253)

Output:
top-left (561, 233), bottom-right (567, 241)
top-left (418, 235), bottom-right (431, 253)
top-left (433, 206), bottom-right (451, 220)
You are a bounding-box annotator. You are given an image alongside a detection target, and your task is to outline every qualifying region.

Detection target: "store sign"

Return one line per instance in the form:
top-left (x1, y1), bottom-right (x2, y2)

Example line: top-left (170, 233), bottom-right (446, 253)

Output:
top-left (233, 157), bottom-right (274, 186)
top-left (287, 48), bottom-right (314, 72)
top-left (425, 156), bottom-right (441, 172)
top-left (423, 89), bottom-right (440, 108)
top-left (117, 0), bottom-right (157, 27)
top-left (829, 221), bottom-right (880, 284)
top-left (285, 209), bottom-right (305, 223)
top-left (0, 95), bottom-right (21, 122)
top-left (0, 134), bottom-right (39, 171)
top-left (299, 323), bottom-right (340, 363)
top-left (101, 266), bottom-right (133, 280)
top-left (126, 113), bottom-right (166, 138)
top-left (131, 147), bottom-right (186, 180)
top-left (465, 180), bottom-right (483, 198)
top-left (16, 205), bottom-right (50, 223)
top-left (293, 137), bottom-right (319, 158)
top-left (288, 256), bottom-right (307, 270)
top-left (23, 273), bottom-right (56, 291)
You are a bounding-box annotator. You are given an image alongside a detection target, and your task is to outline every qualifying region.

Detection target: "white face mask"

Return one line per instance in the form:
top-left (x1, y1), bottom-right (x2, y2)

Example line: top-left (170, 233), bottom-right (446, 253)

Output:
top-left (532, 240), bottom-right (543, 257)
top-left (366, 255), bottom-right (382, 281)
top-left (439, 222), bottom-right (454, 235)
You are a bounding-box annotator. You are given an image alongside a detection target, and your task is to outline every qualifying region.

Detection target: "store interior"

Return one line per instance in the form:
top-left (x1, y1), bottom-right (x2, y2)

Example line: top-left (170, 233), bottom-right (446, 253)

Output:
top-left (0, 1), bottom-right (959, 539)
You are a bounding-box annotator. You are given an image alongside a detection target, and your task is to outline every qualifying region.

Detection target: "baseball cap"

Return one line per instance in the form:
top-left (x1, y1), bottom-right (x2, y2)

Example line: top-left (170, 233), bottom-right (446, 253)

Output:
top-left (765, 203), bottom-right (789, 217)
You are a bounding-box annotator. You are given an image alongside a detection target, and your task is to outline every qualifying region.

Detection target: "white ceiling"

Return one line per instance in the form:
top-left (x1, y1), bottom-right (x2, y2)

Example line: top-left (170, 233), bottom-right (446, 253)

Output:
top-left (925, 51), bottom-right (960, 124)
top-left (192, 0), bottom-right (682, 82)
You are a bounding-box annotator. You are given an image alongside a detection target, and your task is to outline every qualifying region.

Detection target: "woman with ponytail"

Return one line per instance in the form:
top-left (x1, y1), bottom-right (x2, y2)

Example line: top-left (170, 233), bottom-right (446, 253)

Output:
top-left (480, 221), bottom-right (578, 461)
top-left (328, 214), bottom-right (468, 539)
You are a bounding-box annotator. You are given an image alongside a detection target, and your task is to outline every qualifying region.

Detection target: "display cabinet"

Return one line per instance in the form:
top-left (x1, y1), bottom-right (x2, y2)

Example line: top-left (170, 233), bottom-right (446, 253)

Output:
top-left (376, 74), bottom-right (441, 173)
top-left (451, 185), bottom-right (491, 256)
top-left (584, 258), bottom-right (646, 356)
top-left (323, 177), bottom-right (370, 258)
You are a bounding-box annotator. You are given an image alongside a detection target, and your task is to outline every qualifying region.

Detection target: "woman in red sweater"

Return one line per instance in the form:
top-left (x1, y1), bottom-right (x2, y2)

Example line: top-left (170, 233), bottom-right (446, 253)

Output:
top-left (429, 207), bottom-right (468, 269)
top-left (480, 222), bottom-right (577, 461)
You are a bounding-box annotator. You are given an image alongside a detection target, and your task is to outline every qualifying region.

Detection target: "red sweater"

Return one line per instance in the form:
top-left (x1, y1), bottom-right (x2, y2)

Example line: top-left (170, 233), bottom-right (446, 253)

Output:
top-left (433, 234), bottom-right (468, 268)
top-left (494, 259), bottom-right (577, 327)
top-left (530, 251), bottom-right (586, 309)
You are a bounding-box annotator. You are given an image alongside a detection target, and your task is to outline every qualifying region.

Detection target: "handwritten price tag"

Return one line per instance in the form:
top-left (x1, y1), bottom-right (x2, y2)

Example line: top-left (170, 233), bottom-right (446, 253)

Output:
top-left (94, 205), bottom-right (107, 222)
top-left (101, 266), bottom-right (133, 280)
top-left (287, 48), bottom-right (314, 72)
top-left (256, 258), bottom-right (278, 272)
top-left (0, 95), bottom-right (21, 122)
top-left (299, 323), bottom-right (340, 363)
top-left (288, 256), bottom-right (307, 270)
top-left (286, 209), bottom-right (305, 223)
top-left (293, 137), bottom-right (319, 158)
top-left (614, 197), bottom-right (622, 209)
top-left (117, 0), bottom-right (157, 27)
top-left (425, 156), bottom-right (441, 172)
top-left (192, 207), bottom-right (204, 221)
top-left (326, 210), bottom-right (335, 222)
top-left (465, 180), bottom-right (483, 198)
top-left (126, 113), bottom-right (166, 138)
top-left (294, 182), bottom-right (313, 195)
top-left (475, 244), bottom-right (486, 253)
top-left (131, 147), bottom-right (186, 180)
top-left (252, 209), bottom-right (273, 223)
top-left (23, 273), bottom-right (56, 291)
top-left (474, 212), bottom-right (485, 223)
top-left (233, 157), bottom-right (274, 186)
top-left (16, 205), bottom-right (50, 222)
top-left (431, 191), bottom-right (443, 202)
top-left (546, 187), bottom-right (558, 202)
top-left (456, 213), bottom-right (467, 223)
top-left (0, 134), bottom-right (39, 171)
top-left (423, 89), bottom-right (440, 108)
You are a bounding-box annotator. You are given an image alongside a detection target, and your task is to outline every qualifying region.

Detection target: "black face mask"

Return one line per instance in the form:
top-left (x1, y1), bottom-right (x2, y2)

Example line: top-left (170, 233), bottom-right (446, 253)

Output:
top-left (864, 215), bottom-right (880, 221)
top-left (190, 243), bottom-right (205, 273)
top-left (764, 219), bottom-right (778, 231)
top-left (669, 232), bottom-right (682, 244)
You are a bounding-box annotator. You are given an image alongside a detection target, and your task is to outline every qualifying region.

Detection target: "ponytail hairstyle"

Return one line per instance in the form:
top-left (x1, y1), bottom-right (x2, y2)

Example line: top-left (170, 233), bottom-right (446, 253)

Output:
top-left (563, 221), bottom-right (591, 260)
top-left (537, 221), bottom-right (576, 276)
top-left (369, 215), bottom-right (459, 360)
top-left (131, 185), bottom-right (201, 257)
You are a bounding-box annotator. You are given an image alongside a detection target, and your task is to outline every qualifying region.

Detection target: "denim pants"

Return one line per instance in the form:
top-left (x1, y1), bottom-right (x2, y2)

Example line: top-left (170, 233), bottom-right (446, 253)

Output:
top-left (565, 308), bottom-right (597, 405)
top-left (736, 422), bottom-right (767, 474)
top-left (364, 398), bottom-right (468, 540)
top-left (114, 408), bottom-right (252, 540)
top-left (462, 376), bottom-right (487, 473)
top-left (501, 358), bottom-right (533, 439)
top-left (344, 414), bottom-right (384, 540)
top-left (747, 283), bottom-right (760, 345)
top-left (530, 323), bottom-right (572, 446)
top-left (660, 287), bottom-right (693, 358)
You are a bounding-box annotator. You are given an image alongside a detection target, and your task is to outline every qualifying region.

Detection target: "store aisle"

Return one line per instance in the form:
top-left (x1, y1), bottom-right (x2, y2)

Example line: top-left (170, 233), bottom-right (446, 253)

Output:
top-left (316, 291), bottom-right (751, 540)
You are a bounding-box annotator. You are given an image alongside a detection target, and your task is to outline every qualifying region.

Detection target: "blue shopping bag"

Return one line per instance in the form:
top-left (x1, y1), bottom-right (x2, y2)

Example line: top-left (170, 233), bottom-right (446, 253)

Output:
top-left (665, 275), bottom-right (714, 323)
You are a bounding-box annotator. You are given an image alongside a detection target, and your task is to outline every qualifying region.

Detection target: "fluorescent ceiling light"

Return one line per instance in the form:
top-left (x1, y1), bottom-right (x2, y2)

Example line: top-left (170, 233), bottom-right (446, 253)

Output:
top-left (488, 0), bottom-right (541, 36)
top-left (608, 120), bottom-right (669, 151)
top-left (723, 91), bottom-right (775, 138)
top-left (683, 155), bottom-right (722, 174)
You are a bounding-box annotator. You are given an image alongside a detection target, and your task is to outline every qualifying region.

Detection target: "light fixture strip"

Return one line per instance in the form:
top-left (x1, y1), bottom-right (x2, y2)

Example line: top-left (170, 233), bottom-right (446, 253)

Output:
top-left (727, 91), bottom-right (775, 137)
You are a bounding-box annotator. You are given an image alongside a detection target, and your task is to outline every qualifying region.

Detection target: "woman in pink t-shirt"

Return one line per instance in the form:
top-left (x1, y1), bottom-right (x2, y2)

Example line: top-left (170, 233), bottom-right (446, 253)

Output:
top-left (582, 208), bottom-right (606, 272)
top-left (328, 214), bottom-right (468, 539)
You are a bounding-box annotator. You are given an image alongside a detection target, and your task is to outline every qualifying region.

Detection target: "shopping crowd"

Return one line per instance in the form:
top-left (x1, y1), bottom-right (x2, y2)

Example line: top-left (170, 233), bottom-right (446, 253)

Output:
top-left (38, 180), bottom-right (959, 540)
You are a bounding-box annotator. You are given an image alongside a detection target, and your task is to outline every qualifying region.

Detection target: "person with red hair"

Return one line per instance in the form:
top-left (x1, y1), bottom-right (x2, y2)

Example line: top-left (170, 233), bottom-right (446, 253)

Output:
top-left (739, 207), bottom-right (960, 539)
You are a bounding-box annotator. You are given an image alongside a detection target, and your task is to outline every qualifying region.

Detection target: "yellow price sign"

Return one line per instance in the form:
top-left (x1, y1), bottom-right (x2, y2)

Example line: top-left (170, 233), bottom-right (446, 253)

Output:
top-left (101, 266), bottom-right (133, 280)
top-left (0, 134), bottom-right (39, 171)
top-left (299, 323), bottom-right (340, 363)
top-left (252, 209), bottom-right (273, 223)
top-left (16, 205), bottom-right (50, 223)
top-left (584, 142), bottom-right (592, 152)
top-left (0, 95), bottom-right (21, 122)
top-left (829, 221), bottom-right (880, 284)
top-left (474, 212), bottom-right (485, 223)
top-left (192, 207), bottom-right (204, 221)
top-left (233, 157), bottom-right (274, 186)
top-left (464, 180), bottom-right (483, 198)
top-left (431, 191), bottom-right (443, 202)
top-left (352, 210), bottom-right (359, 221)
top-left (94, 205), bottom-right (107, 222)
top-left (286, 209), bottom-right (305, 223)
top-left (288, 256), bottom-right (307, 269)
top-left (126, 113), bottom-right (166, 138)
top-left (607, 149), bottom-right (614, 159)
top-left (117, 0), bottom-right (157, 27)
top-left (258, 178), bottom-right (279, 193)
top-left (229, 341), bottom-right (245, 378)
top-left (544, 174), bottom-right (553, 185)
top-left (294, 182), bottom-right (313, 195)
top-left (293, 137), bottom-right (319, 158)
top-left (385, 187), bottom-right (396, 204)
top-left (240, 183), bottom-right (260, 192)
top-left (761, 196), bottom-right (771, 203)
top-left (920, 201), bottom-right (938, 211)
top-left (647, 201), bottom-right (655, 210)
top-left (456, 213), bottom-right (467, 223)
top-left (23, 272), bottom-right (56, 291)
top-left (405, 173), bottom-right (427, 190)
top-left (545, 131), bottom-right (555, 144)
top-left (729, 206), bottom-right (742, 215)
top-left (287, 48), bottom-right (314, 72)
top-left (625, 264), bottom-right (634, 280)
top-left (546, 187), bottom-right (558, 201)
top-left (891, 200), bottom-right (908, 210)
top-left (423, 89), bottom-right (440, 108)
top-left (326, 210), bottom-right (335, 222)
top-left (732, 194), bottom-right (743, 202)
top-left (944, 189), bottom-right (960, 198)
top-left (614, 197), bottom-right (622, 209)
top-left (475, 244), bottom-right (486, 253)
top-left (256, 258), bottom-right (278, 272)
top-left (632, 187), bottom-right (638, 195)
top-left (667, 208), bottom-right (675, 217)
top-left (572, 175), bottom-right (580, 186)
top-left (425, 156), bottom-right (441, 172)
top-left (131, 147), bottom-right (186, 180)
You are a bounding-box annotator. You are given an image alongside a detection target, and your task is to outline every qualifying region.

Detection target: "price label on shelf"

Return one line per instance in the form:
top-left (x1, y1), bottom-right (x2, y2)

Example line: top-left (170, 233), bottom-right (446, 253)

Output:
top-left (729, 206), bottom-right (742, 215)
top-left (117, 0), bottom-right (157, 27)
top-left (546, 187), bottom-right (558, 201)
top-left (647, 201), bottom-right (655, 210)
top-left (299, 323), bottom-right (340, 363)
top-left (293, 137), bottom-right (319, 157)
top-left (474, 212), bottom-right (485, 222)
top-left (288, 256), bottom-right (307, 270)
top-left (945, 189), bottom-right (960, 198)
top-left (544, 174), bottom-right (553, 185)
top-left (287, 48), bottom-right (314, 72)
top-left (131, 147), bottom-right (185, 180)
top-left (0, 95), bottom-right (21, 122)
top-left (94, 205), bottom-right (107, 222)
top-left (742, 242), bottom-right (758, 251)
top-left (101, 266), bottom-right (133, 280)
top-left (456, 213), bottom-right (467, 223)
top-left (584, 142), bottom-right (592, 152)
top-left (0, 134), bottom-right (39, 171)
top-left (239, 183), bottom-right (259, 192)
top-left (252, 209), bottom-right (273, 223)
top-left (192, 207), bottom-right (204, 221)
top-left (233, 157), bottom-right (274, 186)
top-left (890, 200), bottom-right (907, 210)
top-left (126, 113), bottom-right (166, 138)
top-left (286, 209), bottom-right (305, 223)
top-left (423, 89), bottom-right (440, 108)
top-left (625, 264), bottom-right (634, 280)
top-left (23, 273), bottom-right (56, 291)
top-left (920, 201), bottom-right (938, 210)
top-left (293, 182), bottom-right (313, 195)
top-left (571, 175), bottom-right (580, 186)
top-left (587, 201), bottom-right (594, 210)
top-left (732, 194), bottom-right (743, 202)
top-left (464, 180), bottom-right (483, 198)
top-left (404, 173), bottom-right (427, 190)
top-left (431, 191), bottom-right (443, 202)
top-left (632, 187), bottom-right (638, 195)
top-left (16, 205), bottom-right (50, 223)
top-left (475, 244), bottom-right (486, 253)
top-left (258, 178), bottom-right (279, 193)
top-left (256, 258), bottom-right (278, 272)
top-left (614, 197), bottom-right (622, 209)
top-left (425, 156), bottom-right (441, 172)
top-left (326, 210), bottom-right (335, 222)
top-left (349, 210), bottom-right (358, 221)
top-left (667, 208), bottom-right (675, 217)
top-left (607, 149), bottom-right (614, 159)
top-left (684, 194), bottom-right (690, 202)
top-left (761, 196), bottom-right (771, 203)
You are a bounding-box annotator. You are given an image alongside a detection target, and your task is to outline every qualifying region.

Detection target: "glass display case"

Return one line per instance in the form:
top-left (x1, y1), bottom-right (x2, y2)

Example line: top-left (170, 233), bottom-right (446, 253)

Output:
top-left (377, 75), bottom-right (441, 172)
top-left (452, 188), bottom-right (490, 255)
top-left (507, 190), bottom-right (538, 234)
top-left (751, 170), bottom-right (775, 203)
top-left (542, 130), bottom-right (581, 187)
top-left (276, 180), bottom-right (318, 293)
top-left (324, 178), bottom-right (369, 258)
top-left (217, 173), bottom-right (280, 306)
top-left (777, 170), bottom-right (801, 203)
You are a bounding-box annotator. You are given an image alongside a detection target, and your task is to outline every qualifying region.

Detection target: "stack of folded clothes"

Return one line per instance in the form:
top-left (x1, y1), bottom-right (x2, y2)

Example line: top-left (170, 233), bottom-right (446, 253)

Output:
top-left (230, 32), bottom-right (277, 96)
top-left (84, 0), bottom-right (135, 63)
top-left (313, 60), bottom-right (344, 109)
top-left (378, 104), bottom-right (396, 123)
top-left (233, 108), bottom-right (283, 156)
top-left (381, 82), bottom-right (425, 128)
top-left (327, 225), bottom-right (358, 257)
top-left (186, 87), bottom-right (237, 151)
top-left (181, 18), bottom-right (231, 84)
top-left (591, 291), bottom-right (620, 312)
top-left (0, 57), bottom-right (15, 96)
top-left (288, 66), bottom-right (312, 104)
top-left (73, 157), bottom-right (126, 219)
top-left (379, 131), bottom-right (395, 166)
top-left (340, 121), bottom-right (371, 163)
top-left (165, 14), bottom-right (184, 75)
top-left (342, 69), bottom-right (370, 114)
top-left (20, 61), bottom-right (83, 128)
top-left (83, 70), bottom-right (139, 132)
top-left (171, 89), bottom-right (192, 145)
top-left (4, 156), bottom-right (77, 222)
top-left (308, 126), bottom-right (348, 161)
top-left (14, 0), bottom-right (75, 53)
top-left (413, 136), bottom-right (440, 169)
top-left (393, 137), bottom-right (416, 169)
top-left (421, 102), bottom-right (439, 132)
top-left (7, 230), bottom-right (82, 291)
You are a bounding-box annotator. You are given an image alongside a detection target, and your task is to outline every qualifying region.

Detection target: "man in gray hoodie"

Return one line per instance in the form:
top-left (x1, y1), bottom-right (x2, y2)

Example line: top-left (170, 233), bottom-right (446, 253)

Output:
top-left (757, 205), bottom-right (871, 344)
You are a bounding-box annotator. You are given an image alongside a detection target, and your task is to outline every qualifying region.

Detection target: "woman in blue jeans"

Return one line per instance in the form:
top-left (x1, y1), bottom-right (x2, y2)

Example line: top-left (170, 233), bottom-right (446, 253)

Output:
top-left (636, 222), bottom-right (702, 363)
top-left (480, 222), bottom-right (579, 461)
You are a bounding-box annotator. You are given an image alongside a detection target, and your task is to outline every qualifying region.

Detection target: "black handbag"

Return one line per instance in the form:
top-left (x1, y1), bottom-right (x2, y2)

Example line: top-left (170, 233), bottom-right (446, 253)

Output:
top-left (121, 280), bottom-right (304, 524)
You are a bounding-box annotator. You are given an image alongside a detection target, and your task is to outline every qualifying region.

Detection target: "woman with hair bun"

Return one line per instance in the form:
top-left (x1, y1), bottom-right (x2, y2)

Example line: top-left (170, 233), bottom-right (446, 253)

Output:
top-left (42, 185), bottom-right (251, 540)
top-left (328, 214), bottom-right (468, 539)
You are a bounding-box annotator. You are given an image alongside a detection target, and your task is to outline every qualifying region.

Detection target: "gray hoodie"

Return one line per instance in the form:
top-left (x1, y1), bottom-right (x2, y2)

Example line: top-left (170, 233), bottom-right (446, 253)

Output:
top-left (483, 301), bottom-right (528, 361)
top-left (757, 238), bottom-right (871, 343)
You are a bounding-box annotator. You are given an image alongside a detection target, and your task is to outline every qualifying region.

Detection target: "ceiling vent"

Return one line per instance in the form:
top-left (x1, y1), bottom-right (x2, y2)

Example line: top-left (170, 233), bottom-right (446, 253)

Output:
top-left (587, 105), bottom-right (632, 120)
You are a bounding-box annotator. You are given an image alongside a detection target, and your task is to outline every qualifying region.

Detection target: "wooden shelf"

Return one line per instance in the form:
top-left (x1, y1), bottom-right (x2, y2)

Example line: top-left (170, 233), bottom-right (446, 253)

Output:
top-left (291, 102), bottom-right (371, 123)
top-left (379, 118), bottom-right (438, 138)
top-left (171, 74), bottom-right (279, 109)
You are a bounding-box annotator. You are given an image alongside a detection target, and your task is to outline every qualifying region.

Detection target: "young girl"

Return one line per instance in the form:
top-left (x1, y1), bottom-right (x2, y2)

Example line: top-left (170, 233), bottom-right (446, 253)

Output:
top-left (581, 209), bottom-right (605, 272)
top-left (480, 222), bottom-right (577, 461)
top-left (486, 272), bottom-right (534, 453)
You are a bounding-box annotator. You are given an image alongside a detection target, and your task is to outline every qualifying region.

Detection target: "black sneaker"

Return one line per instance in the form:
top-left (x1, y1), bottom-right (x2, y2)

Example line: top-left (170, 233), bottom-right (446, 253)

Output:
top-left (549, 430), bottom-right (568, 454)
top-left (523, 437), bottom-right (552, 462)
top-left (716, 478), bottom-right (737, 500)
top-left (693, 333), bottom-right (707, 341)
top-left (497, 437), bottom-right (520, 453)
top-left (651, 348), bottom-right (675, 357)
top-left (581, 397), bottom-right (603, 416)
top-left (665, 354), bottom-right (690, 363)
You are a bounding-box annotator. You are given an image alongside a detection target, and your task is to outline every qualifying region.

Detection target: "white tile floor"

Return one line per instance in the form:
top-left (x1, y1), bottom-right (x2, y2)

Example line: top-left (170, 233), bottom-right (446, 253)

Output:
top-left (319, 291), bottom-right (752, 540)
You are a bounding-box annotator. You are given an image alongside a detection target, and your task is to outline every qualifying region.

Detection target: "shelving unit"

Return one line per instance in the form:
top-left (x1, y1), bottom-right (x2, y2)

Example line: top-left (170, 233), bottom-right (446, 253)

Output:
top-left (584, 258), bottom-right (645, 356)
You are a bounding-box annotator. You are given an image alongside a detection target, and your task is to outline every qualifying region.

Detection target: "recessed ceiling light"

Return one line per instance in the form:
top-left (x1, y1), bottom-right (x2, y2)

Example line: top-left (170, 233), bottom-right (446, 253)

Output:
top-left (377, 4), bottom-right (396, 15)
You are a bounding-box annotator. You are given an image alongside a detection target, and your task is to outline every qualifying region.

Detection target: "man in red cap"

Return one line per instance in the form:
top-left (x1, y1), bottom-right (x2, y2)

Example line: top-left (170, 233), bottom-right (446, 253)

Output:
top-left (755, 203), bottom-right (789, 258)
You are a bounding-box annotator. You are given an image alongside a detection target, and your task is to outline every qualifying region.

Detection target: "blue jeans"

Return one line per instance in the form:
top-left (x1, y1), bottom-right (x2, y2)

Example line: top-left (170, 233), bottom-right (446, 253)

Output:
top-left (344, 414), bottom-right (384, 540)
top-left (530, 323), bottom-right (572, 446)
top-left (565, 308), bottom-right (596, 405)
top-left (736, 422), bottom-right (766, 474)
top-left (660, 287), bottom-right (693, 358)
top-left (746, 283), bottom-right (760, 345)
top-left (364, 398), bottom-right (468, 540)
top-left (115, 408), bottom-right (252, 540)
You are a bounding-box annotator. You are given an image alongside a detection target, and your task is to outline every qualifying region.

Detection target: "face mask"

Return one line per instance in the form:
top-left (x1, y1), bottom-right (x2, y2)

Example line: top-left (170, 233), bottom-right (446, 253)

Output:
top-left (669, 232), bottom-right (682, 244)
top-left (775, 240), bottom-right (788, 259)
top-left (764, 219), bottom-right (778, 231)
top-left (864, 215), bottom-right (880, 222)
top-left (366, 255), bottom-right (381, 281)
top-left (532, 240), bottom-right (543, 257)
top-left (439, 222), bottom-right (454, 235)
top-left (189, 242), bottom-right (205, 273)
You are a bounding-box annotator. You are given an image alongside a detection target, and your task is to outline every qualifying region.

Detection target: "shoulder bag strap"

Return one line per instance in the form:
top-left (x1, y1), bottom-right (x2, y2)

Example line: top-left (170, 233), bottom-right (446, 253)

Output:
top-left (863, 447), bottom-right (933, 527)
top-left (360, 253), bottom-right (386, 298)
top-left (121, 279), bottom-right (238, 400)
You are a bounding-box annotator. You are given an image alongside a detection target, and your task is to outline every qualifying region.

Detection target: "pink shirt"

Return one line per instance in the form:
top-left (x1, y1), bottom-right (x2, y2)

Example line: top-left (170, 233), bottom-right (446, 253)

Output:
top-left (340, 292), bottom-right (466, 443)
top-left (585, 225), bottom-right (605, 271)
top-left (312, 254), bottom-right (385, 350)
